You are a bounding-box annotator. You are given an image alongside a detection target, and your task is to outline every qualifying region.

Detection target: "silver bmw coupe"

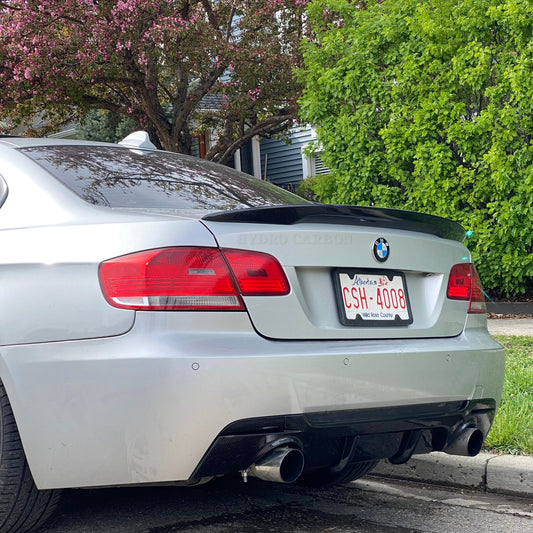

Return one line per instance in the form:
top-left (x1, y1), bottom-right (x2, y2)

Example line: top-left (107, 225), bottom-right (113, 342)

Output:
top-left (0, 133), bottom-right (504, 532)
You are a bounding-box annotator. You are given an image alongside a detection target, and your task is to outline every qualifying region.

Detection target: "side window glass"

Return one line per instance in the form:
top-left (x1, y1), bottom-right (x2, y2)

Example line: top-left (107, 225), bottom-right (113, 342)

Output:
top-left (0, 176), bottom-right (7, 208)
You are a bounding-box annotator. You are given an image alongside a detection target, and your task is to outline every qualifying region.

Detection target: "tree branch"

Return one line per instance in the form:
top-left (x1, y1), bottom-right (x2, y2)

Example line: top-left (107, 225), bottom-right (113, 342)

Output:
top-left (226, 5), bottom-right (236, 41)
top-left (201, 0), bottom-right (219, 29)
top-left (207, 113), bottom-right (293, 163)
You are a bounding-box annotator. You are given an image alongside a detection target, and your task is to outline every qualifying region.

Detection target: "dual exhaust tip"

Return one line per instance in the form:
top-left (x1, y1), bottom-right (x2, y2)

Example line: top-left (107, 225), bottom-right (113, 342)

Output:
top-left (243, 426), bottom-right (485, 485)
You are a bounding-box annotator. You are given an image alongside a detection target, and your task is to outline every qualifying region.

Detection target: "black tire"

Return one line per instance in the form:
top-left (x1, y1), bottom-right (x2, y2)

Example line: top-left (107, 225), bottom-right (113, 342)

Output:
top-left (297, 459), bottom-right (378, 488)
top-left (0, 382), bottom-right (61, 533)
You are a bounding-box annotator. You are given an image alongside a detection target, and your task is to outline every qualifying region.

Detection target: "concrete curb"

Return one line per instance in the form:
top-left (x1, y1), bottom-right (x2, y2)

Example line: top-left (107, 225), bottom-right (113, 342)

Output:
top-left (370, 452), bottom-right (533, 497)
top-left (486, 301), bottom-right (533, 315)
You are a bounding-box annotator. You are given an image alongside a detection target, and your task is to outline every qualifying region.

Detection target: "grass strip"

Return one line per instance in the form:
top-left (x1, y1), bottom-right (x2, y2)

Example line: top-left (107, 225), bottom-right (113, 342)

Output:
top-left (484, 335), bottom-right (533, 455)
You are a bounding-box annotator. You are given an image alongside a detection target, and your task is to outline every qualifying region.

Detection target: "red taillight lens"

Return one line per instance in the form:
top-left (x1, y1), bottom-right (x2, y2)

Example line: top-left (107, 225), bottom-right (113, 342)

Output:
top-left (447, 263), bottom-right (486, 314)
top-left (99, 247), bottom-right (290, 311)
top-left (222, 248), bottom-right (290, 296)
top-left (99, 247), bottom-right (244, 310)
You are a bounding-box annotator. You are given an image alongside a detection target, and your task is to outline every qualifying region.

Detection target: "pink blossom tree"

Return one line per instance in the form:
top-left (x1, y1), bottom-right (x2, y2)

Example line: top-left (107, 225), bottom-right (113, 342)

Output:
top-left (0, 0), bottom-right (307, 162)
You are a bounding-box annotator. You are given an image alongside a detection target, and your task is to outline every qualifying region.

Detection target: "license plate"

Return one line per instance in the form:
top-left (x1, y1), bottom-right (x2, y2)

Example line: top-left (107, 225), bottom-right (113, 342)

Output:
top-left (333, 269), bottom-right (413, 326)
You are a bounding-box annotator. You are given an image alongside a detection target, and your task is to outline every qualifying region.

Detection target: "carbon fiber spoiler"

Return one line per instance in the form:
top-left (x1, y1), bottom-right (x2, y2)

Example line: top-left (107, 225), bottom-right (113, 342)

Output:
top-left (202, 204), bottom-right (466, 242)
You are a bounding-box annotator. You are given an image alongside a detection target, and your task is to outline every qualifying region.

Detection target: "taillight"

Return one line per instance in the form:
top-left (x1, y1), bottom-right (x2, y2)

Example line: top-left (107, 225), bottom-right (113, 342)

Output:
top-left (447, 263), bottom-right (486, 314)
top-left (99, 247), bottom-right (244, 310)
top-left (99, 247), bottom-right (289, 311)
top-left (222, 248), bottom-right (290, 296)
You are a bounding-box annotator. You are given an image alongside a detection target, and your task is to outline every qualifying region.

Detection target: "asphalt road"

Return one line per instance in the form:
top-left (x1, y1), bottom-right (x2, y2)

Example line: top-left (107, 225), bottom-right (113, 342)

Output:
top-left (42, 475), bottom-right (533, 533)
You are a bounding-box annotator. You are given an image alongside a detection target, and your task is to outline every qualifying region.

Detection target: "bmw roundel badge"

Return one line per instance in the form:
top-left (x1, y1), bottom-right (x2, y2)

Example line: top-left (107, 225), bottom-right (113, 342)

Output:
top-left (373, 237), bottom-right (390, 263)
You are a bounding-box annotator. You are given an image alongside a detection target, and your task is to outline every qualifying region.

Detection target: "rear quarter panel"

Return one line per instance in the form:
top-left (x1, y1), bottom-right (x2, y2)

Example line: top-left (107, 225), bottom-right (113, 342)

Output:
top-left (0, 149), bottom-right (217, 345)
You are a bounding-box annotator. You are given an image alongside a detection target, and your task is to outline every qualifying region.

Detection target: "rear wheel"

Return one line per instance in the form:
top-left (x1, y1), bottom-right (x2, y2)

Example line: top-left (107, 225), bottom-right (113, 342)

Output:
top-left (298, 459), bottom-right (378, 488)
top-left (0, 382), bottom-right (61, 533)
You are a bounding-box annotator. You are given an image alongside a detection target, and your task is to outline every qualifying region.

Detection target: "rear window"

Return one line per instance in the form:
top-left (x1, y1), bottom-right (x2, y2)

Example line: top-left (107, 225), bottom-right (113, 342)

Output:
top-left (19, 145), bottom-right (307, 210)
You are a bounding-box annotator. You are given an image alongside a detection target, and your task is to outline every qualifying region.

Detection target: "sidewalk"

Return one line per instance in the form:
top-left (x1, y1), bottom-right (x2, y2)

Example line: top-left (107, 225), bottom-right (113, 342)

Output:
top-left (371, 452), bottom-right (533, 497)
top-left (487, 317), bottom-right (533, 336)
top-left (370, 318), bottom-right (533, 497)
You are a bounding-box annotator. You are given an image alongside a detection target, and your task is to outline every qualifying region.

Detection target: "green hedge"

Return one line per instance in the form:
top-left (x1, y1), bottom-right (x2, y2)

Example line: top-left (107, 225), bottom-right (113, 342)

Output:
top-left (300, 0), bottom-right (533, 297)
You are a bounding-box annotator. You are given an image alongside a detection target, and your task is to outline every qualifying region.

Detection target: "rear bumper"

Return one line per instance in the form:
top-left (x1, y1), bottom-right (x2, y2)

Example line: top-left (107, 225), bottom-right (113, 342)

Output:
top-left (0, 313), bottom-right (505, 489)
top-left (192, 399), bottom-right (497, 479)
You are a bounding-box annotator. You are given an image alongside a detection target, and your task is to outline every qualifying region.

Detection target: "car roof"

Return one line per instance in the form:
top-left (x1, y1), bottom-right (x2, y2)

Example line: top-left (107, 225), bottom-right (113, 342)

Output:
top-left (0, 136), bottom-right (115, 149)
top-left (0, 131), bottom-right (158, 151)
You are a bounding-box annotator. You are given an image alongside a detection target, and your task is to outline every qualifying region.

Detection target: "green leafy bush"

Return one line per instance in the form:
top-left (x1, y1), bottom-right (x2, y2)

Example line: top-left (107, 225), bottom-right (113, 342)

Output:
top-left (300, 0), bottom-right (533, 297)
top-left (296, 175), bottom-right (338, 202)
top-left (296, 176), bottom-right (320, 201)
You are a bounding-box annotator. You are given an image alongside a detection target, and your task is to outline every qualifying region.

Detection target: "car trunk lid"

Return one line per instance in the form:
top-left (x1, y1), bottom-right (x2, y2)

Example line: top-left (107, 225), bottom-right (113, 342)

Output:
top-left (202, 205), bottom-right (472, 340)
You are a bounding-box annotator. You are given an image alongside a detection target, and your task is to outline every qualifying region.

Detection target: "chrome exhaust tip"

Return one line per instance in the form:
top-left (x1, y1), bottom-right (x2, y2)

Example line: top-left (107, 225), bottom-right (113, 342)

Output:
top-left (247, 446), bottom-right (305, 484)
